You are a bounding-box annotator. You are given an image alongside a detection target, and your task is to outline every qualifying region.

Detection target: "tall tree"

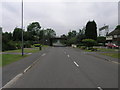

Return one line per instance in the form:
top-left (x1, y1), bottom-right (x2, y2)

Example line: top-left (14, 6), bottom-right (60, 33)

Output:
top-left (27, 22), bottom-right (41, 41)
top-left (13, 27), bottom-right (23, 41)
top-left (85, 20), bottom-right (97, 40)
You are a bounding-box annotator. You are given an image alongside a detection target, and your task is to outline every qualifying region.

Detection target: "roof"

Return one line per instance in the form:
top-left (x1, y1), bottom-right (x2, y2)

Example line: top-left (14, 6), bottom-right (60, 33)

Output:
top-left (107, 29), bottom-right (120, 36)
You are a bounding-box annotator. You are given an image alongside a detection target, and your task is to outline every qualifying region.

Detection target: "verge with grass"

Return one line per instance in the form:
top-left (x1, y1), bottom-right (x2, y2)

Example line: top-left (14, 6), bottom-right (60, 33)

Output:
top-left (100, 53), bottom-right (120, 59)
top-left (97, 48), bottom-right (119, 52)
top-left (4, 48), bottom-right (40, 53)
top-left (2, 54), bottom-right (28, 66)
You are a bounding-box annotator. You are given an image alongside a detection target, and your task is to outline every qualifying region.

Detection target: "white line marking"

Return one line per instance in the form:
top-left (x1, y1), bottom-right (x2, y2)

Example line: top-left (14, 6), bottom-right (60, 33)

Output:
top-left (2, 73), bottom-right (23, 88)
top-left (74, 61), bottom-right (79, 67)
top-left (27, 53), bottom-right (32, 55)
top-left (41, 53), bottom-right (46, 56)
top-left (97, 87), bottom-right (103, 90)
top-left (67, 55), bottom-right (70, 58)
top-left (24, 66), bottom-right (32, 73)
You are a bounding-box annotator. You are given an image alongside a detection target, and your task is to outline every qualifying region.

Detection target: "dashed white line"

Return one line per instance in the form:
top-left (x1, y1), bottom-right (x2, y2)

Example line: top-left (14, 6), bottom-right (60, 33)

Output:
top-left (97, 86), bottom-right (103, 90)
top-left (41, 53), bottom-right (46, 56)
top-left (74, 61), bottom-right (79, 67)
top-left (67, 55), bottom-right (70, 58)
top-left (64, 52), bottom-right (66, 54)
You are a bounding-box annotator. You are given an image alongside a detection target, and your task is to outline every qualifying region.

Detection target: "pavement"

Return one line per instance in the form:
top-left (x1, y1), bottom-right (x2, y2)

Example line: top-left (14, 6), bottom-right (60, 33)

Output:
top-left (2, 47), bottom-right (118, 88)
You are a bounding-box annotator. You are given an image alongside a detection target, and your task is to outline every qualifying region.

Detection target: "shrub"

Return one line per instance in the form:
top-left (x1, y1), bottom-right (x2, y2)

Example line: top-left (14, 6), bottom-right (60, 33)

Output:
top-left (88, 47), bottom-right (97, 51)
top-left (80, 46), bottom-right (86, 50)
top-left (24, 41), bottom-right (31, 48)
top-left (82, 39), bottom-right (97, 47)
top-left (16, 43), bottom-right (21, 49)
top-left (34, 44), bottom-right (41, 47)
top-left (8, 41), bottom-right (16, 50)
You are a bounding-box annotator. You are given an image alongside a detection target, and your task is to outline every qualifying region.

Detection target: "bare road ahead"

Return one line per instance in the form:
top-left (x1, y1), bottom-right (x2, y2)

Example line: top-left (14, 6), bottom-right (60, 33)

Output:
top-left (3, 47), bottom-right (118, 88)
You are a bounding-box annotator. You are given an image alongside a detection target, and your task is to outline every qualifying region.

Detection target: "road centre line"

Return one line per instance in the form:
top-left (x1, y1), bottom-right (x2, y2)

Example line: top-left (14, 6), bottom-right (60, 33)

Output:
top-left (41, 53), bottom-right (46, 56)
top-left (64, 52), bottom-right (66, 54)
top-left (67, 55), bottom-right (70, 58)
top-left (2, 53), bottom-right (46, 88)
top-left (73, 61), bottom-right (79, 67)
top-left (97, 86), bottom-right (103, 90)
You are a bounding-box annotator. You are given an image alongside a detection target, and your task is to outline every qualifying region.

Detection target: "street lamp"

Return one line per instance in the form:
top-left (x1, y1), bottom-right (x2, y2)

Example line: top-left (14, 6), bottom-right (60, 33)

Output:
top-left (21, 0), bottom-right (24, 56)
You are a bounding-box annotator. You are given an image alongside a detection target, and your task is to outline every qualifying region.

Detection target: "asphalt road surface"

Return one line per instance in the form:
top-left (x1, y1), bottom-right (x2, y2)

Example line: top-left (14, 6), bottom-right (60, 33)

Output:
top-left (4, 47), bottom-right (118, 88)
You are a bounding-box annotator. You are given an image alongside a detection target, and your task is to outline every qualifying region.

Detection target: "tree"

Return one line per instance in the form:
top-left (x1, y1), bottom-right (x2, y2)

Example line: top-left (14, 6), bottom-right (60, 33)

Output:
top-left (115, 25), bottom-right (120, 30)
top-left (13, 28), bottom-right (23, 41)
top-left (68, 30), bottom-right (77, 39)
top-left (27, 22), bottom-right (41, 41)
top-left (85, 20), bottom-right (97, 40)
top-left (97, 36), bottom-right (106, 44)
top-left (44, 28), bottom-right (56, 38)
top-left (76, 28), bottom-right (86, 44)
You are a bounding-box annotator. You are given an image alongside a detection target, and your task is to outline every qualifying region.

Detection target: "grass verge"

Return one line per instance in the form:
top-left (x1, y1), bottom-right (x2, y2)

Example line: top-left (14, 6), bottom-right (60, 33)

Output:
top-left (97, 48), bottom-right (119, 52)
top-left (2, 54), bottom-right (28, 66)
top-left (100, 53), bottom-right (120, 59)
top-left (4, 48), bottom-right (40, 53)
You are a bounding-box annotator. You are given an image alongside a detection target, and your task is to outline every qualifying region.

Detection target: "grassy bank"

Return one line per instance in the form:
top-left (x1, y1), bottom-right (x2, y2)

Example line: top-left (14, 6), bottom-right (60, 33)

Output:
top-left (100, 53), bottom-right (120, 59)
top-left (97, 48), bottom-right (119, 52)
top-left (4, 48), bottom-right (40, 53)
top-left (2, 54), bottom-right (28, 66)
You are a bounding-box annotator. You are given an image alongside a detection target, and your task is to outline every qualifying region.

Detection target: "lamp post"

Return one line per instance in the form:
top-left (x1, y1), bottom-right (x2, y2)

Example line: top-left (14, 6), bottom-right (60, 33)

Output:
top-left (21, 0), bottom-right (24, 56)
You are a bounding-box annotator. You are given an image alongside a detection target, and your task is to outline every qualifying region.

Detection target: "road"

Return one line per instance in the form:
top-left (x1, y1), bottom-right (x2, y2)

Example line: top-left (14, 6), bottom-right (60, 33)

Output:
top-left (3, 47), bottom-right (118, 88)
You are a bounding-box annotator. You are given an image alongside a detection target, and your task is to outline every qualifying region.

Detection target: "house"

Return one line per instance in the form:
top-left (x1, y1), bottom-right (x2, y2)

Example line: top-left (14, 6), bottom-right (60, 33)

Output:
top-left (106, 26), bottom-right (120, 45)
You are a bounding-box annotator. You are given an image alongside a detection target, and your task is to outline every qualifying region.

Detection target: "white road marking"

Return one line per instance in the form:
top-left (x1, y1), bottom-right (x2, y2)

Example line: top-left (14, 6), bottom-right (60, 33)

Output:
top-left (27, 53), bottom-right (32, 55)
top-left (74, 61), bottom-right (79, 67)
top-left (97, 87), bottom-right (103, 90)
top-left (67, 55), bottom-right (70, 58)
top-left (41, 53), bottom-right (46, 56)
top-left (2, 73), bottom-right (23, 88)
top-left (24, 66), bottom-right (32, 73)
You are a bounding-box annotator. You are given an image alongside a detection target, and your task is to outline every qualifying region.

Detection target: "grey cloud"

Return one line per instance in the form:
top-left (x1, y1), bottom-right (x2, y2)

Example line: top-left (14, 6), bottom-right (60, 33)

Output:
top-left (2, 1), bottom-right (118, 36)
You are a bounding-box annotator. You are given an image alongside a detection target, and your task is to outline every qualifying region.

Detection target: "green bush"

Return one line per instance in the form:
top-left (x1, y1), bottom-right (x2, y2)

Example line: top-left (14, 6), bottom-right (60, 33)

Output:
top-left (16, 43), bottom-right (21, 49)
top-left (34, 44), bottom-right (41, 47)
top-left (82, 39), bottom-right (97, 47)
top-left (88, 47), bottom-right (97, 51)
top-left (24, 41), bottom-right (31, 48)
top-left (80, 46), bottom-right (86, 50)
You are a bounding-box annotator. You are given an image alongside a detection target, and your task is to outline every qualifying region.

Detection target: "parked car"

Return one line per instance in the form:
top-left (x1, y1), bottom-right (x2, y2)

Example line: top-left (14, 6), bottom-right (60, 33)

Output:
top-left (107, 43), bottom-right (119, 49)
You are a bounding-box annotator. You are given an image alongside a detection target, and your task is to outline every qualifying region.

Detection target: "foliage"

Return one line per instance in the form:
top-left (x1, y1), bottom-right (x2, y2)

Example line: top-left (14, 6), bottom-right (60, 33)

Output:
top-left (27, 22), bottom-right (41, 41)
top-left (2, 21), bottom-right (57, 51)
top-left (13, 27), bottom-right (23, 41)
top-left (115, 25), bottom-right (120, 30)
top-left (85, 20), bottom-right (97, 40)
top-left (88, 47), bottom-right (97, 51)
top-left (97, 36), bottom-right (106, 43)
top-left (66, 37), bottom-right (77, 46)
top-left (80, 46), bottom-right (87, 50)
top-left (24, 41), bottom-right (32, 48)
top-left (82, 39), bottom-right (97, 47)
top-left (2, 40), bottom-right (16, 51)
top-left (34, 44), bottom-right (41, 47)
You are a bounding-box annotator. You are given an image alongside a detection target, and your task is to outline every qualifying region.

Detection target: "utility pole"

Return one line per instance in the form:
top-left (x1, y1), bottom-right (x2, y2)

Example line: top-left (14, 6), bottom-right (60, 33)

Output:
top-left (21, 0), bottom-right (24, 56)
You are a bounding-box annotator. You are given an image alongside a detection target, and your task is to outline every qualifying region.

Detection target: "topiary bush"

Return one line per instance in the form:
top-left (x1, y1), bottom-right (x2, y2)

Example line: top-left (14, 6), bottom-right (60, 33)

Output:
top-left (82, 39), bottom-right (97, 47)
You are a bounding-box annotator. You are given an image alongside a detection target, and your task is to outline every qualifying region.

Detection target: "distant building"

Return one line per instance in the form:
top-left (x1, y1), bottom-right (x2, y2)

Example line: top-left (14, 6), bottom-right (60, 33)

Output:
top-left (106, 27), bottom-right (120, 45)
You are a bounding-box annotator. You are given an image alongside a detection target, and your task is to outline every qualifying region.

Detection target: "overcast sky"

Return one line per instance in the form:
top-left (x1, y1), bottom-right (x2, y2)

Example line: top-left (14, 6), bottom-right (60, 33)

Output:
top-left (1, 0), bottom-right (119, 36)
